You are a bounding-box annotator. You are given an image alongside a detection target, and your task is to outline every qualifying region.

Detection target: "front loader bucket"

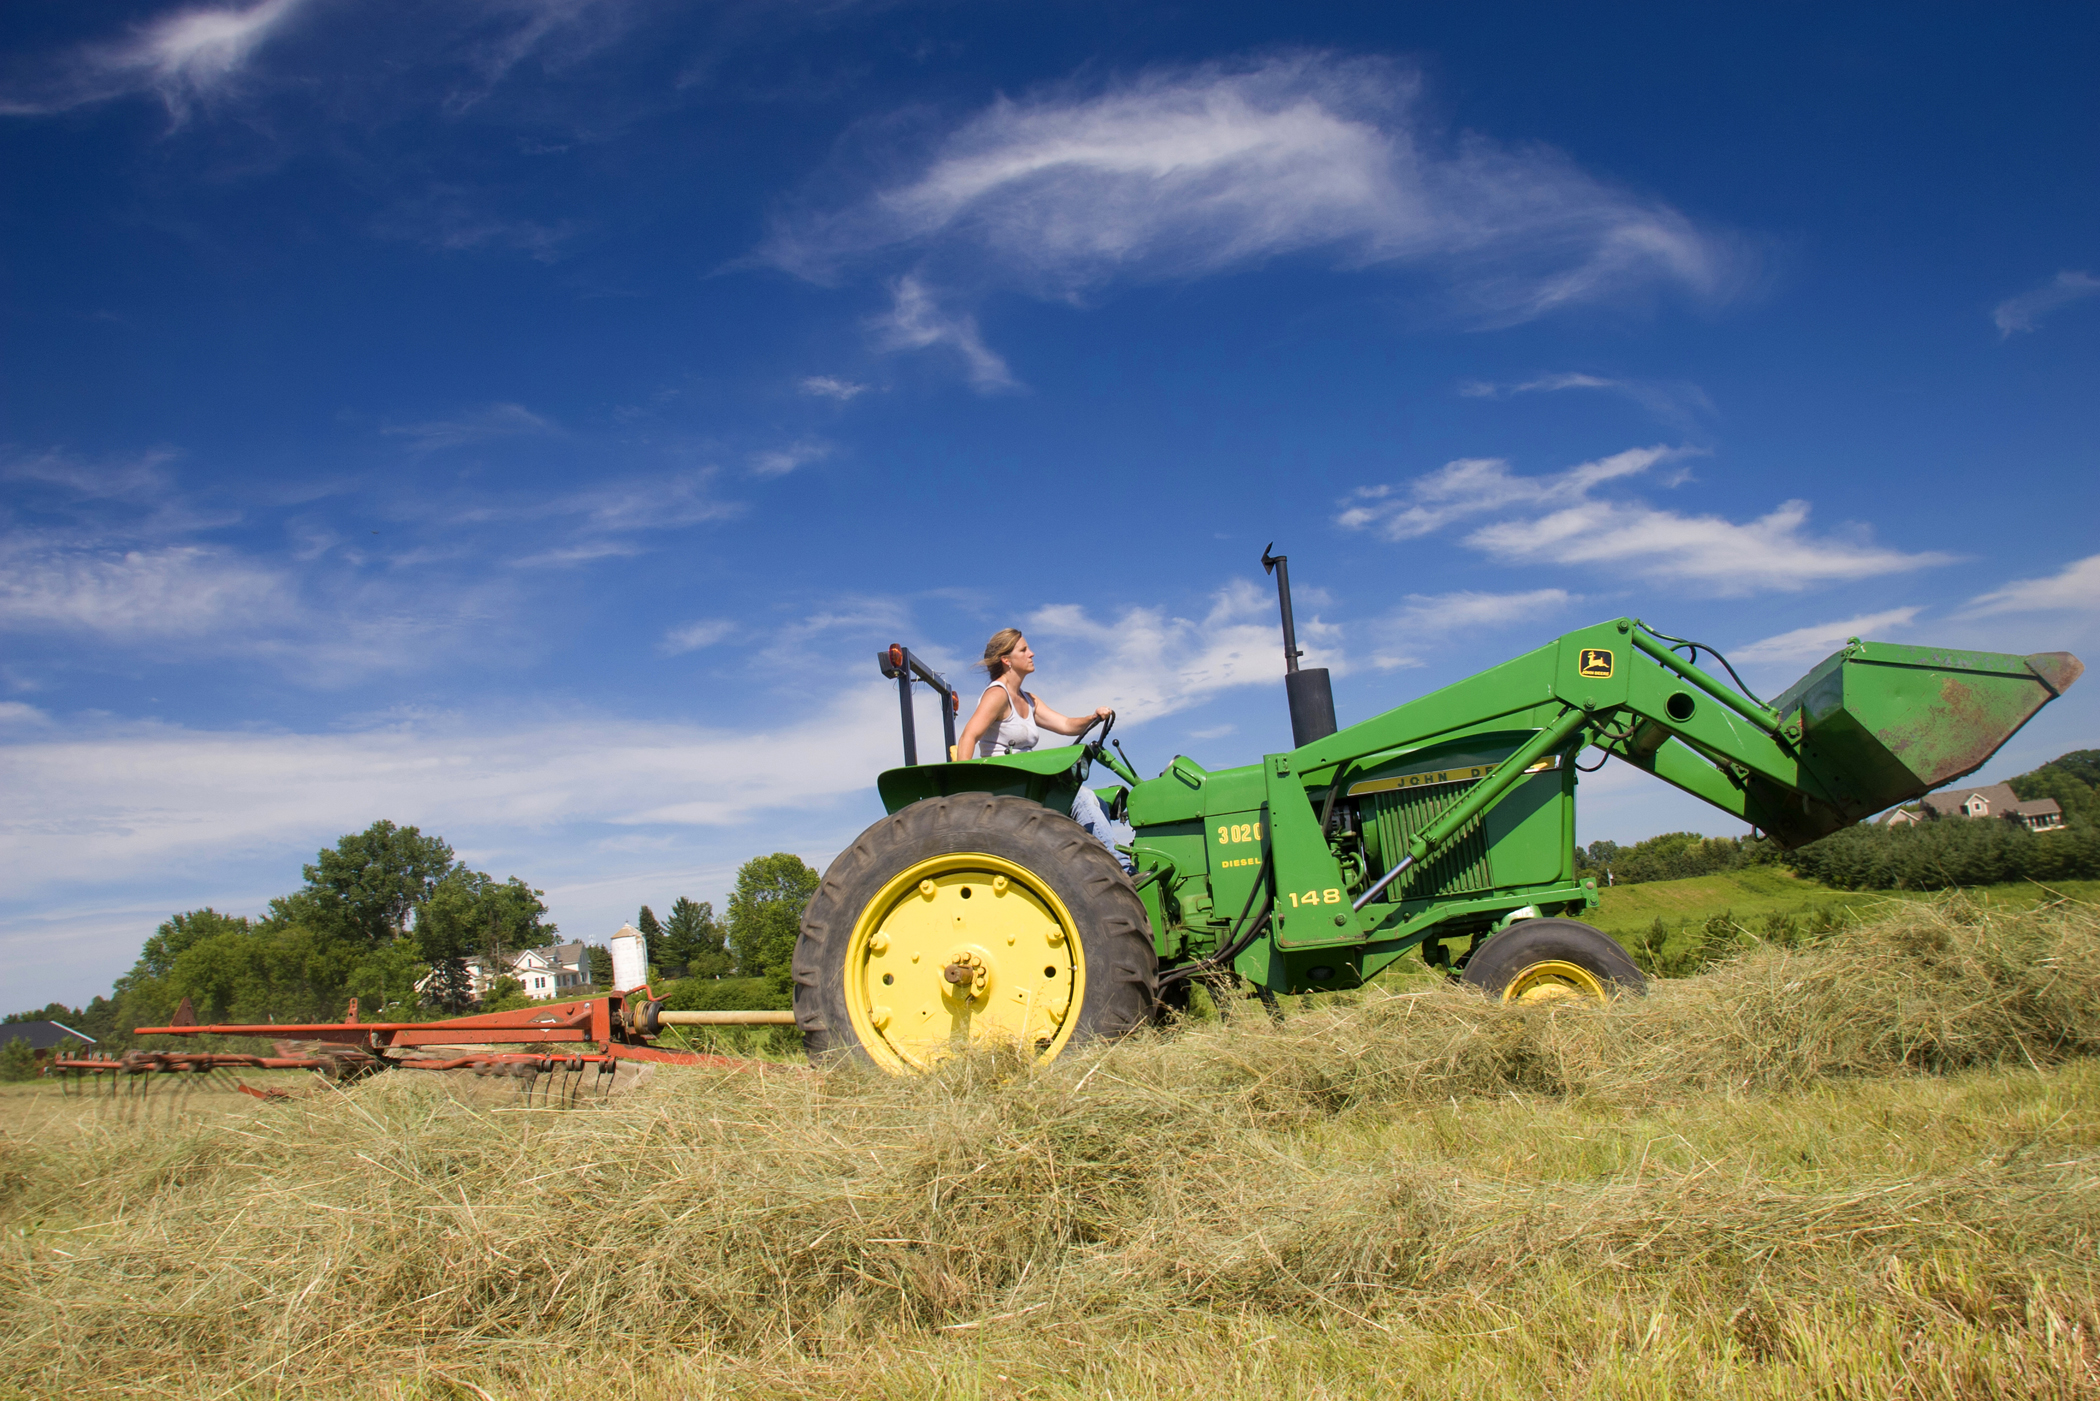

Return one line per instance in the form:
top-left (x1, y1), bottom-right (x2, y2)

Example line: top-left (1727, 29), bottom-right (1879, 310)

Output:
top-left (1754, 642), bottom-right (2082, 842)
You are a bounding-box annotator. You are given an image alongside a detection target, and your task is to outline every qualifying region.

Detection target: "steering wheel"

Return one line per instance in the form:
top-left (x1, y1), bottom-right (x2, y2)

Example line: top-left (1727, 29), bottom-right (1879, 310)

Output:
top-left (1069, 710), bottom-right (1116, 749)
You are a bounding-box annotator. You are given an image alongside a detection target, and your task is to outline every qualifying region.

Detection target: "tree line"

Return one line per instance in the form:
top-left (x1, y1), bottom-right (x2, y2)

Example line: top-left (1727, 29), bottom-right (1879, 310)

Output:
top-left (1575, 831), bottom-right (1779, 886)
top-left (1782, 748), bottom-right (2100, 891)
top-left (6, 821), bottom-right (823, 1052)
top-left (1572, 749), bottom-right (2099, 893)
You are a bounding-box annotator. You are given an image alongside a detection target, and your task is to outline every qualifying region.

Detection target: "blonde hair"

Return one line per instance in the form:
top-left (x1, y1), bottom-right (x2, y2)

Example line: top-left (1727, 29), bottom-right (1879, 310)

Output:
top-left (980, 628), bottom-right (1024, 678)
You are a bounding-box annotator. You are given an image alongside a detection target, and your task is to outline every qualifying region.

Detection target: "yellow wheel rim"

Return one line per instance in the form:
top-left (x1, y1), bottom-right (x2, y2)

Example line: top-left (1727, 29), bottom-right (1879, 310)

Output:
top-left (844, 853), bottom-right (1085, 1073)
top-left (1502, 959), bottom-right (1610, 1006)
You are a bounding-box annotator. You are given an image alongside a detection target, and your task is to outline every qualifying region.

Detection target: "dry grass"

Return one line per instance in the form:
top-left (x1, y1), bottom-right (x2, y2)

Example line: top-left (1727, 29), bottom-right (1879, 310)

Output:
top-left (4, 895), bottom-right (2099, 1399)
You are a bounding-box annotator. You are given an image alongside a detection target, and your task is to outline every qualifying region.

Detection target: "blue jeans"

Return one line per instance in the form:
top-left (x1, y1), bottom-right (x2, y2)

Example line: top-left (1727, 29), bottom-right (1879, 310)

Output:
top-left (1070, 786), bottom-right (1136, 873)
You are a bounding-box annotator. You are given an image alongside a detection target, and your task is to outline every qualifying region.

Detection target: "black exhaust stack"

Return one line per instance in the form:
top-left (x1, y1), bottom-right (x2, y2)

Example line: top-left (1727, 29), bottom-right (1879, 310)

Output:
top-left (1262, 544), bottom-right (1337, 748)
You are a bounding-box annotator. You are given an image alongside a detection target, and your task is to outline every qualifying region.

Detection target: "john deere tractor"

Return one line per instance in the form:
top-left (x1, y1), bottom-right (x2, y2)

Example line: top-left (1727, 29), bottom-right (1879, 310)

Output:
top-left (792, 552), bottom-right (2082, 1073)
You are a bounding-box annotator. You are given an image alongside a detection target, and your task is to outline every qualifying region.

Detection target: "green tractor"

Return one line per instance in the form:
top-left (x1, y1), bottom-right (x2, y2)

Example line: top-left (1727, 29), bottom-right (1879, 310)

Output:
top-left (792, 554), bottom-right (2082, 1073)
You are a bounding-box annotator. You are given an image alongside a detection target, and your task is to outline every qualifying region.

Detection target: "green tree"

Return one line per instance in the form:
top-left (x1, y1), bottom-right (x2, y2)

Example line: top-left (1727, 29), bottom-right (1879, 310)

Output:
top-left (5, 997), bottom-right (119, 1047)
top-left (2010, 750), bottom-right (2100, 828)
top-left (586, 945), bottom-right (614, 988)
top-left (414, 871), bottom-right (555, 1010)
top-left (660, 897), bottom-right (730, 978)
top-left (727, 853), bottom-right (820, 991)
top-left (303, 821), bottom-right (458, 946)
top-left (0, 1036), bottom-right (35, 1082)
top-left (2045, 749), bottom-right (2100, 792)
top-left (1574, 832), bottom-right (1773, 885)
top-left (117, 909), bottom-right (254, 990)
top-left (344, 939), bottom-right (428, 1019)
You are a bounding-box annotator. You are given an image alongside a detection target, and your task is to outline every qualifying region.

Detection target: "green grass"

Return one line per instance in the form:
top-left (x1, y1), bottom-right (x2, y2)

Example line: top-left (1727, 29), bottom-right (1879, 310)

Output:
top-left (5, 897), bottom-right (2100, 1398)
top-left (1588, 866), bottom-right (2100, 937)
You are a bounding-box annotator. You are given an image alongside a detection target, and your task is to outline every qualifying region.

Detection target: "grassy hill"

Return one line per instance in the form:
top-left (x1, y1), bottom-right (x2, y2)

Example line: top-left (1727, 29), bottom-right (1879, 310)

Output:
top-left (1585, 864), bottom-right (1876, 934)
top-left (1588, 866), bottom-right (2100, 937)
top-left (6, 897), bottom-right (2099, 1399)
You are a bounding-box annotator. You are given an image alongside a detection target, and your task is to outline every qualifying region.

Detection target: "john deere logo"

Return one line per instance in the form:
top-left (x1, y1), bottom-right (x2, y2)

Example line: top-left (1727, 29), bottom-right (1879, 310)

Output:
top-left (1578, 649), bottom-right (1614, 679)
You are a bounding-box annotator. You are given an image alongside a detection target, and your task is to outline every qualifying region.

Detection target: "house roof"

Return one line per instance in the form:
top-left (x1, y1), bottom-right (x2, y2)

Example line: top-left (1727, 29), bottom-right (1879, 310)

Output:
top-left (513, 941), bottom-right (586, 971)
top-left (1882, 785), bottom-right (2065, 824)
top-left (1918, 782), bottom-right (2020, 816)
top-left (2, 1020), bottom-right (96, 1051)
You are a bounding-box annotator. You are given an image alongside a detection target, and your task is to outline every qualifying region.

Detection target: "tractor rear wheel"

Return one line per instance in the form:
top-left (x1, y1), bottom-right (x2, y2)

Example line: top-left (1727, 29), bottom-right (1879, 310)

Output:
top-left (1461, 918), bottom-right (1646, 1005)
top-left (794, 794), bottom-right (1157, 1072)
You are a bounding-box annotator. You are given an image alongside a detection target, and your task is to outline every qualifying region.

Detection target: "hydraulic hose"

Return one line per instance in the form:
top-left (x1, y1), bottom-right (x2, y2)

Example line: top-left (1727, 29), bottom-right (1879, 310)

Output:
top-left (1158, 847), bottom-right (1273, 993)
top-left (1638, 625), bottom-right (1770, 710)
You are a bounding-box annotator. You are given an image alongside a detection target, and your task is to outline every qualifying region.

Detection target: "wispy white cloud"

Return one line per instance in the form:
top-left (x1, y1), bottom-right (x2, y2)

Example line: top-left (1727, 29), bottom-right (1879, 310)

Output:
top-left (749, 439), bottom-right (831, 478)
top-left (373, 191), bottom-right (581, 263)
top-left (1023, 578), bottom-right (1337, 720)
top-left (870, 277), bottom-right (1016, 390)
top-left (443, 0), bottom-right (650, 109)
top-left (1471, 500), bottom-right (1949, 597)
top-left (0, 690), bottom-right (906, 897)
top-left (799, 375), bottom-right (871, 401)
top-left (1961, 553), bottom-right (2100, 617)
top-left (1456, 371), bottom-right (1714, 428)
top-left (0, 544), bottom-right (288, 641)
top-left (3, 447), bottom-right (240, 541)
top-left (1339, 445), bottom-right (1685, 540)
top-left (558, 469), bottom-right (741, 532)
top-left (0, 0), bottom-right (646, 122)
top-left (1734, 607), bottom-right (1922, 665)
top-left (383, 402), bottom-right (555, 453)
top-left (0, 538), bottom-right (514, 682)
top-left (3, 447), bottom-right (181, 504)
top-left (1361, 588), bottom-right (1571, 670)
top-left (510, 540), bottom-right (649, 568)
top-left (1993, 271), bottom-right (2100, 338)
top-left (660, 618), bottom-right (736, 655)
top-left (1339, 446), bottom-right (1953, 596)
top-left (767, 52), bottom-right (1746, 330)
top-left (0, 702), bottom-right (54, 728)
top-left (0, 0), bottom-right (312, 118)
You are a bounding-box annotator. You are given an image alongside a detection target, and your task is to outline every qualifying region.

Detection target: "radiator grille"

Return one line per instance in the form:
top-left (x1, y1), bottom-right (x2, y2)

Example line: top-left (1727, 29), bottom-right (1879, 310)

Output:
top-left (1361, 778), bottom-right (1494, 900)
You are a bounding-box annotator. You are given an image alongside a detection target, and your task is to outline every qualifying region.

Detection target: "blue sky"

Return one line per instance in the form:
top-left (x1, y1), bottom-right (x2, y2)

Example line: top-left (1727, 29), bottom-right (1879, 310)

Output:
top-left (5, 2), bottom-right (2096, 1011)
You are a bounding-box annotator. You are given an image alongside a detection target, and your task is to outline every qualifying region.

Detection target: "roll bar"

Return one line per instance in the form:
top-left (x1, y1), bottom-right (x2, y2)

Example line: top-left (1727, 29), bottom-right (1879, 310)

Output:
top-left (877, 643), bottom-right (960, 765)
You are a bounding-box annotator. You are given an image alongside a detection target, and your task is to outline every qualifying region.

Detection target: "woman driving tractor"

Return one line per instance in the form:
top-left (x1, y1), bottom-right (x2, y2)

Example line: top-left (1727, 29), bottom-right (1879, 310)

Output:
top-left (955, 628), bottom-right (1131, 866)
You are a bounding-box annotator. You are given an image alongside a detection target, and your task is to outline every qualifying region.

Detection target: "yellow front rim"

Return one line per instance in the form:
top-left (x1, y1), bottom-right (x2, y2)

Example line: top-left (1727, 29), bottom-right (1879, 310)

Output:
top-left (1502, 959), bottom-right (1610, 1006)
top-left (844, 853), bottom-right (1085, 1073)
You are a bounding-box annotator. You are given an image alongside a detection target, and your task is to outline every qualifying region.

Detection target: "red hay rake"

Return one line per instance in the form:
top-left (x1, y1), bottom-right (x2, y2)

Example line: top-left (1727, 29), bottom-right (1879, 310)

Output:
top-left (52, 992), bottom-right (798, 1104)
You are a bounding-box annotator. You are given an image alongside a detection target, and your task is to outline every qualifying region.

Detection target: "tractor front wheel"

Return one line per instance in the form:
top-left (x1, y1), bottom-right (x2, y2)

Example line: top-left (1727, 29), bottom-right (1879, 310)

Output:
top-left (793, 794), bottom-right (1157, 1072)
top-left (1461, 918), bottom-right (1646, 1005)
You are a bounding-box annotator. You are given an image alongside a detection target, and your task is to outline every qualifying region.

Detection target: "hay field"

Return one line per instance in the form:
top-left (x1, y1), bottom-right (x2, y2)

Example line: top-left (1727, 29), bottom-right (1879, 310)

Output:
top-left (5, 897), bottom-right (2099, 1399)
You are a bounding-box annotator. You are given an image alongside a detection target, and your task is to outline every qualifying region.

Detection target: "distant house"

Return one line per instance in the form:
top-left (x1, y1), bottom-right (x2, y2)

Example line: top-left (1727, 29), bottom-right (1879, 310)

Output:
top-left (1, 1020), bottom-right (95, 1063)
top-left (1882, 782), bottom-right (2065, 832)
top-left (509, 942), bottom-right (592, 1000)
top-left (416, 940), bottom-right (594, 1004)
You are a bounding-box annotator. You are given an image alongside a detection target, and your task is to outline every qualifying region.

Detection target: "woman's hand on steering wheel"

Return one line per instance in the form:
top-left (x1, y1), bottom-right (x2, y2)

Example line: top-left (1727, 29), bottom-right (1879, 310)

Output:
top-left (1070, 708), bottom-right (1115, 747)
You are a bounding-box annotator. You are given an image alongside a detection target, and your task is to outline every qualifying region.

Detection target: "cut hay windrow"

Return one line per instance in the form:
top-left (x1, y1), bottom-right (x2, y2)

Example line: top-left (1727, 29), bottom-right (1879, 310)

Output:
top-left (4, 895), bottom-right (2098, 1399)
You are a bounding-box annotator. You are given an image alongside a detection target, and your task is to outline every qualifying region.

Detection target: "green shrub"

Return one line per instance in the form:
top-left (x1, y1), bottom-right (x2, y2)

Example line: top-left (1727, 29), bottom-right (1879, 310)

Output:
top-left (1577, 831), bottom-right (1778, 885)
top-left (1785, 815), bottom-right (2100, 890)
top-left (0, 1036), bottom-right (37, 1082)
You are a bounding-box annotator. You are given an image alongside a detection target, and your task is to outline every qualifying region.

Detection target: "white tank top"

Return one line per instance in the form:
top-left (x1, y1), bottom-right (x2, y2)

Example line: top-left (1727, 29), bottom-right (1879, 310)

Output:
top-left (976, 680), bottom-right (1040, 757)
